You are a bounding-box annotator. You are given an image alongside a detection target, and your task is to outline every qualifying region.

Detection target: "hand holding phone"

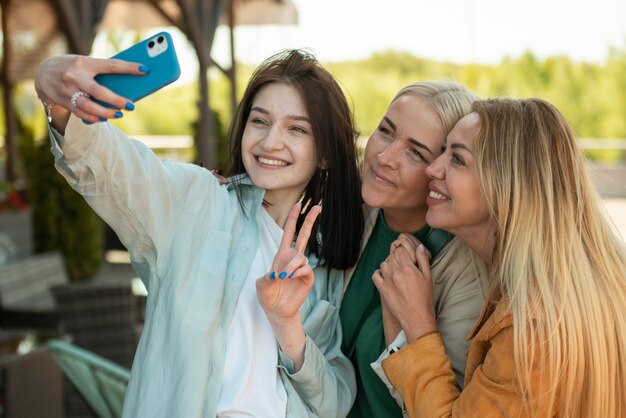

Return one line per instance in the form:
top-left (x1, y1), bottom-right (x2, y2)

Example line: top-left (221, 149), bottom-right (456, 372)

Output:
top-left (94, 32), bottom-right (181, 108)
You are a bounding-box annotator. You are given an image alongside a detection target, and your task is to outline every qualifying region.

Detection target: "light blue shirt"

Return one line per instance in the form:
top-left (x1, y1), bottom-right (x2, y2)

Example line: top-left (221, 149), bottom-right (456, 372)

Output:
top-left (49, 116), bottom-right (356, 418)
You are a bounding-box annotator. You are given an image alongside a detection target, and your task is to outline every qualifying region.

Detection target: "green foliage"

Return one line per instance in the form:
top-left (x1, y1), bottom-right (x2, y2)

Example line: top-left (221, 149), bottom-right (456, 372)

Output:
top-left (18, 117), bottom-right (103, 282)
top-left (110, 84), bottom-right (198, 135)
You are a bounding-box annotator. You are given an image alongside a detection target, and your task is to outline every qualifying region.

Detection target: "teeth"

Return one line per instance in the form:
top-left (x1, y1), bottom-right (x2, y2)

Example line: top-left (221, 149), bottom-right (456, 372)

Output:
top-left (258, 157), bottom-right (288, 166)
top-left (429, 190), bottom-right (447, 199)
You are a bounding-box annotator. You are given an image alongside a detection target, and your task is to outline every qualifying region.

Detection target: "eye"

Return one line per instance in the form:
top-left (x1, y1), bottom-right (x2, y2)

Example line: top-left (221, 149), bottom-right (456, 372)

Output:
top-left (377, 125), bottom-right (392, 137)
top-left (250, 117), bottom-right (267, 126)
top-left (290, 125), bottom-right (309, 134)
top-left (409, 148), bottom-right (428, 163)
top-left (451, 153), bottom-right (465, 165)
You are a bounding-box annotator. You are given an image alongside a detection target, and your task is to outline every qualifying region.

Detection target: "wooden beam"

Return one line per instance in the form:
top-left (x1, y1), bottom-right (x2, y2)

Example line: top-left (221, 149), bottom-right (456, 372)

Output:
top-left (2, 0), bottom-right (18, 182)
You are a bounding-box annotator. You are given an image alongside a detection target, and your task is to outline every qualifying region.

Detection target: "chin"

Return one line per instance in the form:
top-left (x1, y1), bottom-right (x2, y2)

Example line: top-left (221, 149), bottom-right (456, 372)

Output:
top-left (425, 211), bottom-right (446, 230)
top-left (362, 189), bottom-right (382, 208)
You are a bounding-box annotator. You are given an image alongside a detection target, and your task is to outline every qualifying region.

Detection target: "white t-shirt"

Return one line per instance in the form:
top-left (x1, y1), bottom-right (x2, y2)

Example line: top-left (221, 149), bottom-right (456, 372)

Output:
top-left (217, 207), bottom-right (287, 417)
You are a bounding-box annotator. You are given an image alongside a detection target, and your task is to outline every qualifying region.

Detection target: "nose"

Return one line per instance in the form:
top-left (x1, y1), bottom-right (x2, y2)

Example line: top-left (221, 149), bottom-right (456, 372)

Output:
top-left (260, 125), bottom-right (285, 151)
top-left (426, 154), bottom-right (445, 179)
top-left (376, 140), bottom-right (401, 169)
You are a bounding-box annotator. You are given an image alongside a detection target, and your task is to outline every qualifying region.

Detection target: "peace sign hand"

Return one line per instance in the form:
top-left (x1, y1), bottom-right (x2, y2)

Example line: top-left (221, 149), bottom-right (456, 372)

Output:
top-left (256, 201), bottom-right (321, 322)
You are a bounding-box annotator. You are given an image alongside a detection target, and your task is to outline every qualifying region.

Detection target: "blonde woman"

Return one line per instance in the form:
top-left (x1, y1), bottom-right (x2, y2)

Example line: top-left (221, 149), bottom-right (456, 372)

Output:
top-left (376, 98), bottom-right (626, 417)
top-left (341, 81), bottom-right (484, 417)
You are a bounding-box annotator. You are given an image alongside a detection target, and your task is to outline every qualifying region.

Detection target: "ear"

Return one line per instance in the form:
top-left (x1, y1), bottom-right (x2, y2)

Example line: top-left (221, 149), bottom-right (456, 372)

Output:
top-left (318, 158), bottom-right (329, 170)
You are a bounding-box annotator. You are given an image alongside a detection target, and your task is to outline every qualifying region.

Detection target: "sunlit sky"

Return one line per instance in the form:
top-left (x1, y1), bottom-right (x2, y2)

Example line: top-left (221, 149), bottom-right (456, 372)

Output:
top-left (221, 0), bottom-right (626, 65)
top-left (94, 0), bottom-right (626, 85)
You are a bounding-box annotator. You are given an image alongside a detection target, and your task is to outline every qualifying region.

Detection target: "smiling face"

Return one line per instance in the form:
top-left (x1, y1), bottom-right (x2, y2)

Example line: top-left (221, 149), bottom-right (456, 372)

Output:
top-left (425, 112), bottom-right (492, 242)
top-left (242, 82), bottom-right (320, 205)
top-left (361, 94), bottom-right (445, 231)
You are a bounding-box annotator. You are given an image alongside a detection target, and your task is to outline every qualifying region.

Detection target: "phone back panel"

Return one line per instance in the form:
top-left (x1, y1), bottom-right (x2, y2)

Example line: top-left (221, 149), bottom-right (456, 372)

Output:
top-left (94, 32), bottom-right (181, 107)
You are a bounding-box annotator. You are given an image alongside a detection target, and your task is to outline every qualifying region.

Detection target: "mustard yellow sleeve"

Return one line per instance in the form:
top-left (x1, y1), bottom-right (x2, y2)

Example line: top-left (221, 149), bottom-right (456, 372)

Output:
top-left (382, 327), bottom-right (550, 418)
top-left (382, 332), bottom-right (459, 417)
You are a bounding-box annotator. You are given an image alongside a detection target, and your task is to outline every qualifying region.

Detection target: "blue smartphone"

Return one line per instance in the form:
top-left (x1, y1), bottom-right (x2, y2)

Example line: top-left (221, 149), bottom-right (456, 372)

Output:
top-left (94, 31), bottom-right (181, 108)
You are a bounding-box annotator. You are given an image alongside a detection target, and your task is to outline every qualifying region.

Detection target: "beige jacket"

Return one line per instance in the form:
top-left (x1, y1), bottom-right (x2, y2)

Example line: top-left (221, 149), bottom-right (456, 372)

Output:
top-left (345, 207), bottom-right (485, 388)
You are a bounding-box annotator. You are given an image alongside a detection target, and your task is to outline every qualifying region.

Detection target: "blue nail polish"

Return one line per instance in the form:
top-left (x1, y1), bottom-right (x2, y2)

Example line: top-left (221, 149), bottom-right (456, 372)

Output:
top-left (269, 271), bottom-right (276, 280)
top-left (279, 271), bottom-right (287, 280)
top-left (82, 119), bottom-right (93, 125)
top-left (98, 116), bottom-right (107, 122)
top-left (114, 111), bottom-right (123, 118)
top-left (139, 65), bottom-right (150, 73)
top-left (125, 102), bottom-right (135, 111)
top-left (288, 272), bottom-right (295, 279)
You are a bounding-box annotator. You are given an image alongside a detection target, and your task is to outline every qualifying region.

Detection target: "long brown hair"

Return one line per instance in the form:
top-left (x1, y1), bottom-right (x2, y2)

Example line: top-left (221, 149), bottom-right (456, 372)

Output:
top-left (227, 49), bottom-right (364, 269)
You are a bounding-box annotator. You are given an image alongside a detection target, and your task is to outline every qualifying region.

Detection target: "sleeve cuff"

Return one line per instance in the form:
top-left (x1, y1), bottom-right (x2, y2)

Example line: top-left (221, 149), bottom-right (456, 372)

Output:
top-left (370, 330), bottom-right (408, 412)
top-left (278, 334), bottom-right (327, 393)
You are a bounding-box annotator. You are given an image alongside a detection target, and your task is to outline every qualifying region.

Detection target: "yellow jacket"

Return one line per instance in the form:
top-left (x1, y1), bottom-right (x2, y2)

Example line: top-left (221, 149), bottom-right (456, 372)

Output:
top-left (382, 301), bottom-right (557, 417)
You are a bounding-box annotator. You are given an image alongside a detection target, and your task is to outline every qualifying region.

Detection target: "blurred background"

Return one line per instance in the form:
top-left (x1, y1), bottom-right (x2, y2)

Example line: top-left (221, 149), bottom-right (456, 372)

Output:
top-left (0, 1), bottom-right (625, 417)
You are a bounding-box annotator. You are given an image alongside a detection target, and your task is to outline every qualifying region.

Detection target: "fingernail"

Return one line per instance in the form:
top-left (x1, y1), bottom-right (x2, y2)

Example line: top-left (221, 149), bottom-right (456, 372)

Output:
top-left (419, 244), bottom-right (425, 253)
top-left (125, 102), bottom-right (135, 111)
top-left (98, 116), bottom-right (107, 122)
top-left (82, 119), bottom-right (93, 125)
top-left (288, 272), bottom-right (295, 279)
top-left (139, 65), bottom-right (150, 73)
top-left (114, 111), bottom-right (123, 118)
top-left (269, 271), bottom-right (276, 280)
top-left (279, 271), bottom-right (287, 279)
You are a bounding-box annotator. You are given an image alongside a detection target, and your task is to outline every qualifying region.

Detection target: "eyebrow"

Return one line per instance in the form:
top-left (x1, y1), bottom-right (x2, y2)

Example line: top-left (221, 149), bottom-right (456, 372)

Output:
top-left (251, 106), bottom-right (311, 123)
top-left (450, 143), bottom-right (472, 152)
top-left (383, 116), bottom-right (435, 157)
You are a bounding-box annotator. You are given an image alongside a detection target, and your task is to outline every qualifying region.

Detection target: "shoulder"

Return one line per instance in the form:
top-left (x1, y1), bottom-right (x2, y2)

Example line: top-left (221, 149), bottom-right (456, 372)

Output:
top-left (431, 238), bottom-right (475, 284)
top-left (475, 301), bottom-right (514, 341)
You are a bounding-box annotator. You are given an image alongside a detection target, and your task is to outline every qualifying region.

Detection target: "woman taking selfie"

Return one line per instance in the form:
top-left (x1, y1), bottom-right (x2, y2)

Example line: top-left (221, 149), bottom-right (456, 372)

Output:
top-left (35, 49), bottom-right (363, 418)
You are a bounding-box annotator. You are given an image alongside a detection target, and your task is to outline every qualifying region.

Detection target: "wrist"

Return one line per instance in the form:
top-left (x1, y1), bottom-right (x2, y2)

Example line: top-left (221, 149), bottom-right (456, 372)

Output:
top-left (268, 314), bottom-right (306, 371)
top-left (402, 313), bottom-right (437, 343)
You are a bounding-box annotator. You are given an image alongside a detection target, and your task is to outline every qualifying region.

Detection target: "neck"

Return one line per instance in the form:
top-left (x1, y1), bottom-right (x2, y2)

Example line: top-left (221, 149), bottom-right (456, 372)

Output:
top-left (382, 207), bottom-right (428, 233)
top-left (263, 189), bottom-right (303, 228)
top-left (459, 225), bottom-right (496, 265)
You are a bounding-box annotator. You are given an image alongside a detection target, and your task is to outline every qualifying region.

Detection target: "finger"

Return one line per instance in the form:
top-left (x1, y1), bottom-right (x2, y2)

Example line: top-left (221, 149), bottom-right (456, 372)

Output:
top-left (70, 105), bottom-right (100, 123)
top-left (391, 236), bottom-right (419, 264)
top-left (70, 56), bottom-right (144, 111)
top-left (278, 202), bottom-right (302, 252)
top-left (415, 244), bottom-right (432, 280)
top-left (372, 269), bottom-right (385, 291)
top-left (288, 264), bottom-right (315, 286)
top-left (257, 272), bottom-right (278, 292)
top-left (279, 253), bottom-right (308, 280)
top-left (74, 94), bottom-right (125, 122)
top-left (294, 205), bottom-right (321, 253)
top-left (209, 170), bottom-right (229, 185)
top-left (389, 245), bottom-right (414, 271)
top-left (93, 57), bottom-right (148, 75)
top-left (380, 260), bottom-right (391, 278)
top-left (399, 233), bottom-right (421, 248)
top-left (84, 78), bottom-right (136, 112)
top-left (71, 56), bottom-right (146, 76)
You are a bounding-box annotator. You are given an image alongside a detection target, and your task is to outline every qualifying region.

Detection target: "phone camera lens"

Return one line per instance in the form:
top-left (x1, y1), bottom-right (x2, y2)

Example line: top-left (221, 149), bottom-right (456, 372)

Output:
top-left (157, 36), bottom-right (164, 44)
top-left (148, 41), bottom-right (155, 48)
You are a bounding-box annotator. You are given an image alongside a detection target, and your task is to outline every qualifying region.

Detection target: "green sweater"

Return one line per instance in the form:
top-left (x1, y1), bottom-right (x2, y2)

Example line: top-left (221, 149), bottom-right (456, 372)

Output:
top-left (340, 212), bottom-right (452, 417)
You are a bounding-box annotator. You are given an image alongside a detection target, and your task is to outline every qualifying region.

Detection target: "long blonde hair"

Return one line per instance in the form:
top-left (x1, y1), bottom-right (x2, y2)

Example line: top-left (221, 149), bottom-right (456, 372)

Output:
top-left (473, 98), bottom-right (626, 417)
